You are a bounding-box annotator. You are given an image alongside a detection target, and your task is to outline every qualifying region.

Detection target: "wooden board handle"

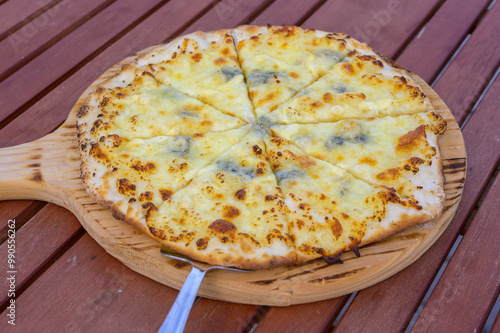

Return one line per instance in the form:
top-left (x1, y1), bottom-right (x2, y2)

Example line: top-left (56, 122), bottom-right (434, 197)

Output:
top-left (0, 119), bottom-right (81, 207)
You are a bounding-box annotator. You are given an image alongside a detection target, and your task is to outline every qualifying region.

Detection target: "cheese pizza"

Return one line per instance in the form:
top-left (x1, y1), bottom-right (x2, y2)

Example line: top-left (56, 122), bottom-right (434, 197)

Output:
top-left (77, 25), bottom-right (447, 269)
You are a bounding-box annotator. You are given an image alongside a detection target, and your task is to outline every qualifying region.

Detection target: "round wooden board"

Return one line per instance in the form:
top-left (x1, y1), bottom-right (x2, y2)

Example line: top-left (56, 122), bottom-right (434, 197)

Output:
top-left (0, 44), bottom-right (466, 306)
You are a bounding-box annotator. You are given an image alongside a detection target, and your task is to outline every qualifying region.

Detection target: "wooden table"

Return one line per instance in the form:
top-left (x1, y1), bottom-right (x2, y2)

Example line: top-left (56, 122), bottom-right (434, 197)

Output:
top-left (0, 0), bottom-right (498, 332)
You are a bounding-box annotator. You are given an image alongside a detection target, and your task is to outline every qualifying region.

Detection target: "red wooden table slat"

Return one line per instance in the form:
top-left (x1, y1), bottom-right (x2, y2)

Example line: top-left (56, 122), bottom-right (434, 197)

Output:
top-left (492, 312), bottom-right (500, 333)
top-left (0, 204), bottom-right (82, 306)
top-left (0, 0), bottom-right (215, 290)
top-left (0, 234), bottom-right (179, 332)
top-left (412, 174), bottom-right (500, 332)
top-left (183, 298), bottom-right (260, 332)
top-left (0, 0), bottom-right (58, 38)
top-left (334, 68), bottom-right (500, 333)
top-left (254, 297), bottom-right (347, 332)
top-left (397, 0), bottom-right (491, 82)
top-left (433, 2), bottom-right (500, 124)
top-left (0, 0), bottom-right (215, 149)
top-left (302, 0), bottom-right (442, 59)
top-left (0, 0), bottom-right (167, 125)
top-left (183, 0), bottom-right (271, 35)
top-left (0, 1), bottom-right (498, 332)
top-left (0, 201), bottom-right (32, 231)
top-left (250, 0), bottom-right (325, 26)
top-left (0, 0), bottom-right (114, 81)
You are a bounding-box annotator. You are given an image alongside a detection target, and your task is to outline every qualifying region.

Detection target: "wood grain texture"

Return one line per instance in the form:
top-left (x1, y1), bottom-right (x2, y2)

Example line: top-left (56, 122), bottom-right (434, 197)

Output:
top-left (254, 297), bottom-right (347, 332)
top-left (0, 44), bottom-right (466, 305)
top-left (412, 173), bottom-right (500, 332)
top-left (433, 1), bottom-right (500, 124)
top-left (397, 0), bottom-right (491, 82)
top-left (0, 201), bottom-right (31, 230)
top-left (0, 0), bottom-right (215, 149)
top-left (0, 0), bottom-right (113, 80)
top-left (0, 0), bottom-right (58, 38)
top-left (302, 0), bottom-right (442, 58)
top-left (334, 51), bottom-right (500, 333)
top-left (0, 0), bottom-right (165, 124)
top-left (0, 204), bottom-right (82, 306)
top-left (0, 234), bottom-right (179, 332)
top-left (250, 0), bottom-right (325, 26)
top-left (182, 0), bottom-right (271, 35)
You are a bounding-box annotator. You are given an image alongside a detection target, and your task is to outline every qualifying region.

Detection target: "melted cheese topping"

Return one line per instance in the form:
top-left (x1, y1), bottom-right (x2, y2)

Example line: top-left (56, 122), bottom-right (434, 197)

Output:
top-left (77, 26), bottom-right (447, 269)
top-left (90, 69), bottom-right (245, 140)
top-left (136, 30), bottom-right (255, 123)
top-left (233, 26), bottom-right (356, 118)
top-left (263, 54), bottom-right (434, 124)
top-left (269, 113), bottom-right (446, 213)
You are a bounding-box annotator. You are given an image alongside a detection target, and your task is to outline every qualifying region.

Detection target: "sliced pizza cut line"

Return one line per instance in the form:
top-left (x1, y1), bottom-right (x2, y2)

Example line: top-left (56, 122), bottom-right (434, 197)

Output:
top-left (267, 112), bottom-right (447, 219)
top-left (79, 124), bottom-right (254, 236)
top-left (263, 135), bottom-right (437, 264)
top-left (134, 29), bottom-right (255, 124)
top-left (142, 125), bottom-right (296, 269)
top-left (77, 66), bottom-right (248, 143)
top-left (231, 25), bottom-right (364, 120)
top-left (229, 34), bottom-right (258, 120)
top-left (261, 51), bottom-right (435, 125)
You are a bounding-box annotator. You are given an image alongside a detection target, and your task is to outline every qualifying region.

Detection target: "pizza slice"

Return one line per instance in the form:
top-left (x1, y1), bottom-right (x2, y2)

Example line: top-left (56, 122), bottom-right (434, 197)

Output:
top-left (77, 66), bottom-right (245, 141)
top-left (264, 135), bottom-right (436, 263)
top-left (143, 126), bottom-right (295, 269)
top-left (79, 125), bottom-right (253, 228)
top-left (268, 112), bottom-right (447, 217)
top-left (232, 25), bottom-right (360, 119)
top-left (262, 52), bottom-right (434, 124)
top-left (135, 30), bottom-right (255, 123)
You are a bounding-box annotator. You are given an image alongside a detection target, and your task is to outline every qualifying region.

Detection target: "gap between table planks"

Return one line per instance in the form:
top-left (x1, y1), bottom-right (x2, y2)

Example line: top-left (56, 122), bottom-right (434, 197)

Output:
top-left (0, 44), bottom-right (466, 306)
top-left (0, 1), bottom-right (492, 330)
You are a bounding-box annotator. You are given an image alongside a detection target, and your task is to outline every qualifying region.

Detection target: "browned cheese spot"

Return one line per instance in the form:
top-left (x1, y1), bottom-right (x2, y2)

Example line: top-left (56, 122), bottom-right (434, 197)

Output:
top-left (131, 161), bottom-right (156, 172)
top-left (235, 188), bottom-right (246, 200)
top-left (99, 97), bottom-right (110, 108)
top-left (223, 205), bottom-right (241, 219)
top-left (342, 63), bottom-right (354, 74)
top-left (107, 134), bottom-right (123, 147)
top-left (91, 119), bottom-right (110, 134)
top-left (403, 157), bottom-right (425, 174)
top-left (118, 178), bottom-right (136, 196)
top-left (159, 189), bottom-right (172, 200)
top-left (359, 156), bottom-right (377, 166)
top-left (376, 167), bottom-right (402, 182)
top-left (191, 53), bottom-right (202, 62)
top-left (310, 100), bottom-right (322, 108)
top-left (196, 238), bottom-right (209, 250)
top-left (396, 125), bottom-right (427, 154)
top-left (323, 92), bottom-right (333, 103)
top-left (253, 145), bottom-right (263, 155)
top-left (209, 219), bottom-right (237, 233)
top-left (138, 191), bottom-right (153, 202)
top-left (214, 57), bottom-right (226, 65)
top-left (328, 216), bottom-right (343, 238)
top-left (77, 105), bottom-right (89, 118)
top-left (90, 143), bottom-right (108, 160)
top-left (265, 194), bottom-right (276, 202)
top-left (358, 55), bottom-right (383, 67)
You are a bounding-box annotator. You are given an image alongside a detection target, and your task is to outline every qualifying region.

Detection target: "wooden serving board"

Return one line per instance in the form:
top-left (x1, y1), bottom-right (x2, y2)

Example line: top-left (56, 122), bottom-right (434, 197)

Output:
top-left (0, 47), bottom-right (466, 306)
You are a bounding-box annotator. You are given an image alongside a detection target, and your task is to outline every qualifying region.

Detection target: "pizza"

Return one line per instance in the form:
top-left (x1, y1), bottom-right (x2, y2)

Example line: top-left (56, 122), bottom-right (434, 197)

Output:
top-left (77, 25), bottom-right (447, 270)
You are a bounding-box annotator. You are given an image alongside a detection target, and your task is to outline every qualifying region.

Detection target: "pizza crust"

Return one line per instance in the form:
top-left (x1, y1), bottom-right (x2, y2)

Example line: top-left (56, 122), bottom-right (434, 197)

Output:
top-left (77, 25), bottom-right (447, 270)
